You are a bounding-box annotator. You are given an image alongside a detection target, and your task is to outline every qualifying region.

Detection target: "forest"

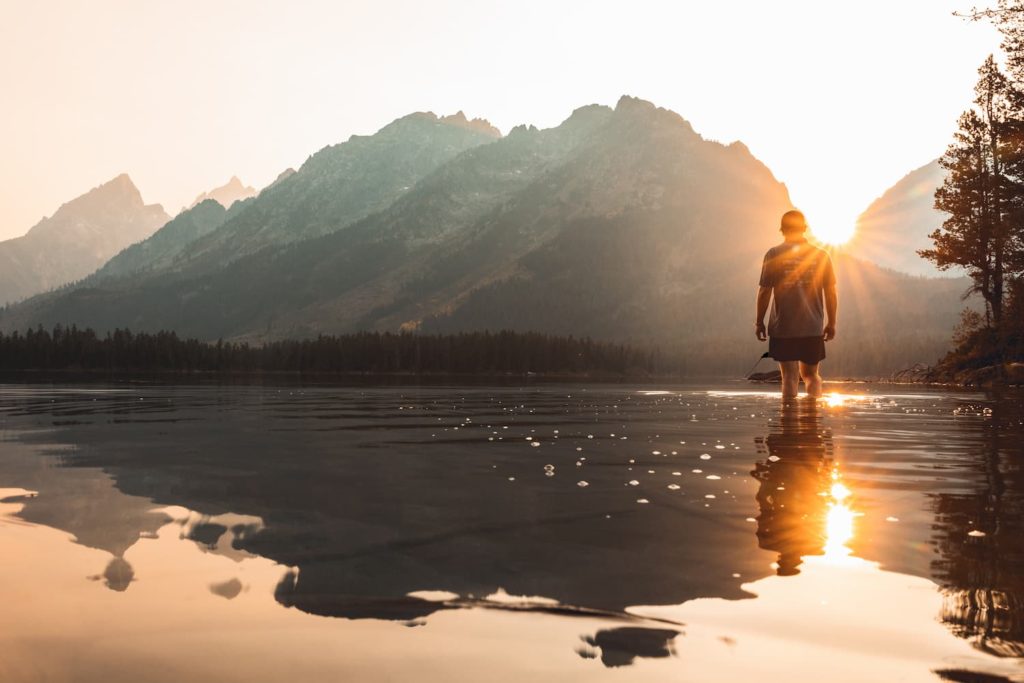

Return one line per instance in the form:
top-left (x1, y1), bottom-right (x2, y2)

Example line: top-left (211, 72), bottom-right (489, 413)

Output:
top-left (0, 326), bottom-right (668, 377)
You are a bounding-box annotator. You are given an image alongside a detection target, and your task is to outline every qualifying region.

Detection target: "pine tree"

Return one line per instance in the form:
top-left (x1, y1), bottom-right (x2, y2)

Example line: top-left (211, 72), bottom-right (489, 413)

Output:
top-left (922, 56), bottom-right (1018, 329)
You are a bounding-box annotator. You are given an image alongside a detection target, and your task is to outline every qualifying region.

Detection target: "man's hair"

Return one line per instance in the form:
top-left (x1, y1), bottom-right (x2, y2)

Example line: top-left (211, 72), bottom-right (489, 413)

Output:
top-left (780, 210), bottom-right (808, 235)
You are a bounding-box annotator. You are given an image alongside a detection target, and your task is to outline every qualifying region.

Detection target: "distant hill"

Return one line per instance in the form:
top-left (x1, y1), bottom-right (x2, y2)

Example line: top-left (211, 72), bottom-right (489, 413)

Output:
top-left (848, 160), bottom-right (950, 277)
top-left (91, 198), bottom-right (245, 281)
top-left (0, 175), bottom-right (168, 305)
top-left (0, 98), bottom-right (969, 376)
top-left (187, 176), bottom-right (256, 210)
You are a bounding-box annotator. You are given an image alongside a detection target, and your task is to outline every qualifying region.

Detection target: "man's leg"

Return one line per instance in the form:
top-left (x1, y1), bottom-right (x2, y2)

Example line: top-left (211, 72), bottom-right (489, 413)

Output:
top-left (799, 362), bottom-right (822, 398)
top-left (780, 361), bottom-right (800, 398)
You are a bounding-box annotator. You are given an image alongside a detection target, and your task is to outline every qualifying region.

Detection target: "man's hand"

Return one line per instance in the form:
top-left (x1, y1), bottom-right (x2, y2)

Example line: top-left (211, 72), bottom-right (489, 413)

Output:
top-left (755, 321), bottom-right (767, 342)
top-left (823, 324), bottom-right (836, 341)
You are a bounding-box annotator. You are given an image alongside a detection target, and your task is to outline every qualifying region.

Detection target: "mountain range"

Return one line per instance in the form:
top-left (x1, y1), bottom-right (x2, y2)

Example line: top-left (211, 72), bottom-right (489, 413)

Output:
top-left (0, 97), bottom-right (969, 376)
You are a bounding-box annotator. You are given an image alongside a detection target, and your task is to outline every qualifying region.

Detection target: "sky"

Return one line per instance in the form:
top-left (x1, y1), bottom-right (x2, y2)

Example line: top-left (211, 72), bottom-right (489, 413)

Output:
top-left (0, 0), bottom-right (1001, 242)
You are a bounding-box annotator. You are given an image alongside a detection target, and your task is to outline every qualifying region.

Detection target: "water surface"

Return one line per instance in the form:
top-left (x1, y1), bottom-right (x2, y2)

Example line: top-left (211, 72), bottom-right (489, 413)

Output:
top-left (0, 381), bottom-right (1021, 682)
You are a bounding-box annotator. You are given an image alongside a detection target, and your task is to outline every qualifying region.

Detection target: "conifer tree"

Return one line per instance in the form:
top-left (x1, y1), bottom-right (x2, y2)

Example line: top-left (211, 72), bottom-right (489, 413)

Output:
top-left (921, 56), bottom-right (1020, 330)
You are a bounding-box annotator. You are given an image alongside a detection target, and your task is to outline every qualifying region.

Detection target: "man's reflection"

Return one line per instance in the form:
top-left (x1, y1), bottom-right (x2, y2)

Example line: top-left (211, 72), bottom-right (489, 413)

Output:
top-left (752, 398), bottom-right (835, 575)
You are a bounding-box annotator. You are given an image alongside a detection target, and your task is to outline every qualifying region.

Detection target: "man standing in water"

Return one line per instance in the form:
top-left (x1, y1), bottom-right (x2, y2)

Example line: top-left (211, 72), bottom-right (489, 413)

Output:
top-left (754, 210), bottom-right (837, 398)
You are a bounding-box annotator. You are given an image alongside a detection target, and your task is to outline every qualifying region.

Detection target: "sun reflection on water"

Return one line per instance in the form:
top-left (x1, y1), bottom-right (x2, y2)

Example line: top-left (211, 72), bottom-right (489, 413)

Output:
top-left (823, 473), bottom-right (856, 561)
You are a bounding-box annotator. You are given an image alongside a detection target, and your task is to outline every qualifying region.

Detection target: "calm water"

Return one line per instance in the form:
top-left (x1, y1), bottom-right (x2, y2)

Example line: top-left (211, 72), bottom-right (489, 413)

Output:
top-left (0, 381), bottom-right (1021, 682)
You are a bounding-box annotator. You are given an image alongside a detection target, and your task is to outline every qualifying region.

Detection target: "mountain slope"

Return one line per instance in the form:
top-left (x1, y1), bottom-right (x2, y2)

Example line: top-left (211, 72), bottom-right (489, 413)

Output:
top-left (848, 160), bottom-right (949, 276)
top-left (91, 198), bottom-right (246, 281)
top-left (0, 175), bottom-right (169, 304)
top-left (170, 111), bottom-right (501, 274)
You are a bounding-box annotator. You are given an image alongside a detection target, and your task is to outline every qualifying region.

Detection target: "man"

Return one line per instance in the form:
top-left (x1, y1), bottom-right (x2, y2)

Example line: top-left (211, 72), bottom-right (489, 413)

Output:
top-left (754, 210), bottom-right (837, 398)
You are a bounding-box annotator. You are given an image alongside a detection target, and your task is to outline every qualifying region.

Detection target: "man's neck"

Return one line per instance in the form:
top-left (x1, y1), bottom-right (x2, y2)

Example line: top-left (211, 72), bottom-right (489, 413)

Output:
top-left (783, 234), bottom-right (808, 244)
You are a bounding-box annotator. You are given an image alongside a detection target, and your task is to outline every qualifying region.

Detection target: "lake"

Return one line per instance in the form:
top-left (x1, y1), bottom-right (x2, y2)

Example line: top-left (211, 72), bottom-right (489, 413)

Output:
top-left (0, 381), bottom-right (1021, 682)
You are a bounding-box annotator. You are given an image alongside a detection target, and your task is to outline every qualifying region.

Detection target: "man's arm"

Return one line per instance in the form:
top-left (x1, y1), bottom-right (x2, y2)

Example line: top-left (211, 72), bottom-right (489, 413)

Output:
top-left (755, 286), bottom-right (772, 341)
top-left (823, 282), bottom-right (837, 341)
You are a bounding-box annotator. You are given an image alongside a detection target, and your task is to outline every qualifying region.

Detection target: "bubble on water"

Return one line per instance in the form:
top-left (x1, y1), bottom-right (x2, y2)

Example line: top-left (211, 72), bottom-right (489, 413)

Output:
top-left (525, 437), bottom-right (533, 442)
top-left (629, 459), bottom-right (636, 464)
top-left (647, 470), bottom-right (655, 474)
top-left (700, 454), bottom-right (712, 460)
top-left (705, 494), bottom-right (716, 499)
top-left (488, 437), bottom-right (494, 441)
top-left (577, 480), bottom-right (589, 488)
top-left (885, 516), bottom-right (899, 522)
top-left (707, 475), bottom-right (721, 480)
top-left (508, 477), bottom-right (516, 482)
top-left (672, 471), bottom-right (682, 476)
top-left (545, 471), bottom-right (555, 477)
top-left (692, 469), bottom-right (703, 474)
top-left (715, 445), bottom-right (725, 450)
top-left (768, 455), bottom-right (780, 462)
top-left (667, 484), bottom-right (680, 490)
top-left (628, 480), bottom-right (640, 486)
top-left (745, 517), bottom-right (756, 522)
top-left (637, 498), bottom-right (650, 504)
top-left (576, 461), bottom-right (584, 467)
top-left (544, 464), bottom-right (555, 471)
top-left (652, 450), bottom-right (661, 455)
top-left (732, 573), bottom-right (741, 578)
top-left (576, 447), bottom-right (583, 452)
top-left (587, 435), bottom-right (594, 439)
top-left (968, 530), bottom-right (987, 537)
top-left (531, 442), bottom-right (540, 448)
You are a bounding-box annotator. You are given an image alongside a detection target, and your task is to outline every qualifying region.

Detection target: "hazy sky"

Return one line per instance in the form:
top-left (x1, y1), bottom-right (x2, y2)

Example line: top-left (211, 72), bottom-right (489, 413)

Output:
top-left (0, 0), bottom-right (1000, 241)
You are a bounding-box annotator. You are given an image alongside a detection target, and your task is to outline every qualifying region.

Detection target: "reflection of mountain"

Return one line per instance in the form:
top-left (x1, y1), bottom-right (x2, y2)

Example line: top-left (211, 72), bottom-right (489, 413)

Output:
top-left (0, 439), bottom-right (169, 591)
top-left (751, 400), bottom-right (834, 575)
top-left (932, 396), bottom-right (1024, 658)
top-left (578, 627), bottom-right (679, 667)
top-left (0, 175), bottom-right (169, 304)
top-left (2, 387), bottom-right (774, 622)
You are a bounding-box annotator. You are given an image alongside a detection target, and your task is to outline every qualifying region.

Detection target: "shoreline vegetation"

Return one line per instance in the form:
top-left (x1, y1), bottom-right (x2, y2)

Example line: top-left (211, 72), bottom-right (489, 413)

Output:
top-left (1, 325), bottom-right (1019, 387)
top-left (915, 11), bottom-right (1024, 386)
top-left (0, 326), bottom-right (676, 379)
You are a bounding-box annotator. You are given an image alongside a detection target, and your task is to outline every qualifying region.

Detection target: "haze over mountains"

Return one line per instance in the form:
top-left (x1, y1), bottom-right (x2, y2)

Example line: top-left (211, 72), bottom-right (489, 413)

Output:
top-left (0, 97), bottom-right (968, 375)
top-left (0, 175), bottom-right (168, 305)
top-left (188, 176), bottom-right (256, 211)
top-left (848, 160), bottom-right (949, 277)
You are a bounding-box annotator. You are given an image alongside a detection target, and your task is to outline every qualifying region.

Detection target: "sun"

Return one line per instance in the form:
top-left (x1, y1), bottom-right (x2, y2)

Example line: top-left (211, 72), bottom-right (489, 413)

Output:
top-left (810, 221), bottom-right (856, 246)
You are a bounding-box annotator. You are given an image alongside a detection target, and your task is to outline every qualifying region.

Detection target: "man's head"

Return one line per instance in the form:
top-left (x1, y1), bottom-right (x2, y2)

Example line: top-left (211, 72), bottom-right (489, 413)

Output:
top-left (780, 210), bottom-right (808, 236)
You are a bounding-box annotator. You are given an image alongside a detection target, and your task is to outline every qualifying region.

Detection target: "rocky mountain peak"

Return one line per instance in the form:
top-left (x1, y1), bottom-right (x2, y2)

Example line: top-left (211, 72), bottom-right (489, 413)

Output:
top-left (189, 176), bottom-right (257, 210)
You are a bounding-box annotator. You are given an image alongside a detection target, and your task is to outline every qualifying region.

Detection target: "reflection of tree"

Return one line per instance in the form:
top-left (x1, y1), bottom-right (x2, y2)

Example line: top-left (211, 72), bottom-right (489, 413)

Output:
top-left (933, 394), bottom-right (1024, 658)
top-left (751, 399), bottom-right (835, 576)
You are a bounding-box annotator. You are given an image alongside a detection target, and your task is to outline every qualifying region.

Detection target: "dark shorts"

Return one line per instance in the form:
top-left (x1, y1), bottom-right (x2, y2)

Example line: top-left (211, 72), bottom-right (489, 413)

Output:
top-left (769, 336), bottom-right (826, 364)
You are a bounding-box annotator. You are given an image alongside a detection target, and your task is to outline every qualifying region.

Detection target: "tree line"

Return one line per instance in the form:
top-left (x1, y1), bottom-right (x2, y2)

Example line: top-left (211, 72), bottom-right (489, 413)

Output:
top-left (925, 3), bottom-right (1024, 375)
top-left (0, 326), bottom-right (669, 376)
